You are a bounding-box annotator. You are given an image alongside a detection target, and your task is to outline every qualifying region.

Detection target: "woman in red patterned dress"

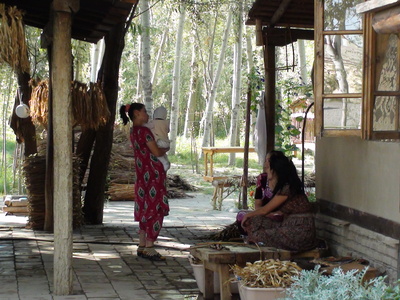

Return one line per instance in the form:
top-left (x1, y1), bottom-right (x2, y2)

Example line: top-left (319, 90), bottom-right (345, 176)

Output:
top-left (241, 151), bottom-right (316, 251)
top-left (120, 103), bottom-right (169, 261)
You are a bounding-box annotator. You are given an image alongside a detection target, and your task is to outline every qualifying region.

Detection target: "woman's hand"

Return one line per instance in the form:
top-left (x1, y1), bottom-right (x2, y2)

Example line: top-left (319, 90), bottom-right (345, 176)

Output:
top-left (241, 214), bottom-right (250, 228)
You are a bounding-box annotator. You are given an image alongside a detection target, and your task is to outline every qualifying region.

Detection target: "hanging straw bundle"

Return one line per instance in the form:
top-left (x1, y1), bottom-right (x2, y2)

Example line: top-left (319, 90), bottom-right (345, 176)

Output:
top-left (29, 79), bottom-right (49, 127)
top-left (29, 80), bottom-right (110, 130)
top-left (0, 4), bottom-right (30, 74)
top-left (71, 81), bottom-right (110, 130)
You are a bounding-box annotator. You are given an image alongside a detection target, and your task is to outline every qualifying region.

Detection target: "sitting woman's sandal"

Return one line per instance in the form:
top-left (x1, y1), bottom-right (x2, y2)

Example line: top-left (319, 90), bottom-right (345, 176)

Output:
top-left (137, 246), bottom-right (145, 257)
top-left (142, 247), bottom-right (166, 261)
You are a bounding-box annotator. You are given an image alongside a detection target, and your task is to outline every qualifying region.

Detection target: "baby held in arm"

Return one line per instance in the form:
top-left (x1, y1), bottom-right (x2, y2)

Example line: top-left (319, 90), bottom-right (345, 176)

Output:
top-left (145, 106), bottom-right (171, 172)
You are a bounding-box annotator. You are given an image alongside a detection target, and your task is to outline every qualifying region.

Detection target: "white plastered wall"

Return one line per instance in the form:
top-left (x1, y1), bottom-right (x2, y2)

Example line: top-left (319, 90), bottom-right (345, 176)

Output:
top-left (316, 136), bottom-right (400, 221)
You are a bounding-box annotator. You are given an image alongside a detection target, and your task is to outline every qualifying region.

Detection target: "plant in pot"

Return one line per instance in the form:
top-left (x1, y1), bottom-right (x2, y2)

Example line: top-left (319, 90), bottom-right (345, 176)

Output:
top-left (231, 259), bottom-right (302, 300)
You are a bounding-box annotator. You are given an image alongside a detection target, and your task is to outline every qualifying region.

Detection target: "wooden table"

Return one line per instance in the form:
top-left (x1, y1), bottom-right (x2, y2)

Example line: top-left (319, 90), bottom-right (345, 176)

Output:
top-left (190, 243), bottom-right (327, 300)
top-left (189, 244), bottom-right (293, 300)
top-left (202, 147), bottom-right (255, 182)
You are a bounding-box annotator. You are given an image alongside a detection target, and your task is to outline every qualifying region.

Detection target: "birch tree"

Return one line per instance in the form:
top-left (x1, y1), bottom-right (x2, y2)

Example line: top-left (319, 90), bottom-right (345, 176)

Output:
top-left (183, 29), bottom-right (199, 138)
top-left (140, 0), bottom-right (153, 115)
top-left (169, 4), bottom-right (186, 155)
top-left (200, 11), bottom-right (232, 149)
top-left (228, 1), bottom-right (244, 165)
top-left (152, 17), bottom-right (170, 86)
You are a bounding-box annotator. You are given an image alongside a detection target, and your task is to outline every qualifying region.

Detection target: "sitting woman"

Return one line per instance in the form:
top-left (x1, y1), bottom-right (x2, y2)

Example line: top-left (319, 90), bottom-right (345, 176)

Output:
top-left (241, 150), bottom-right (317, 252)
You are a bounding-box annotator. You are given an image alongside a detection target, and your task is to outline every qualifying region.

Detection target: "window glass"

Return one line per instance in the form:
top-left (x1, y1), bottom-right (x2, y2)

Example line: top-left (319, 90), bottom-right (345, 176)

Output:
top-left (324, 35), bottom-right (363, 94)
top-left (324, 0), bottom-right (364, 31)
top-left (373, 96), bottom-right (399, 131)
top-left (323, 98), bottom-right (362, 129)
top-left (375, 33), bottom-right (398, 92)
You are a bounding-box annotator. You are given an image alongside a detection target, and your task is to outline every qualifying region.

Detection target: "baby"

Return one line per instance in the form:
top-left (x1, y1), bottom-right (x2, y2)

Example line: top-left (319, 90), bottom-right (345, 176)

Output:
top-left (145, 106), bottom-right (171, 171)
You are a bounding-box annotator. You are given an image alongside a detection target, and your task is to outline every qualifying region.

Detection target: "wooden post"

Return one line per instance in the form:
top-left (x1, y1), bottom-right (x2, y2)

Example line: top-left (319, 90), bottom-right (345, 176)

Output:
top-left (241, 89), bottom-right (252, 209)
top-left (256, 19), bottom-right (263, 46)
top-left (52, 0), bottom-right (79, 295)
top-left (264, 44), bottom-right (276, 153)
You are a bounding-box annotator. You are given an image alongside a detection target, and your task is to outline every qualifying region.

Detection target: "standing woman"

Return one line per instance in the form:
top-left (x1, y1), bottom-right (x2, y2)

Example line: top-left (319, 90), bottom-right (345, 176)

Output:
top-left (120, 103), bottom-right (169, 261)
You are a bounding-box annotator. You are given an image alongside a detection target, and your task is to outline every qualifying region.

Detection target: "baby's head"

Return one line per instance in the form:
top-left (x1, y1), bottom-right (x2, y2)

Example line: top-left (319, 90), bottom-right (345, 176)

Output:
top-left (153, 106), bottom-right (167, 120)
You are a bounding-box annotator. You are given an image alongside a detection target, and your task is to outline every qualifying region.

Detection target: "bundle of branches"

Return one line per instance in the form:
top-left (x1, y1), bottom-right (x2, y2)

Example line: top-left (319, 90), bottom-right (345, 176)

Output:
top-left (29, 80), bottom-right (110, 130)
top-left (167, 174), bottom-right (198, 192)
top-left (107, 183), bottom-right (135, 201)
top-left (203, 222), bottom-right (242, 241)
top-left (29, 79), bottom-right (49, 127)
top-left (72, 81), bottom-right (110, 130)
top-left (107, 175), bottom-right (197, 201)
top-left (23, 155), bottom-right (83, 230)
top-left (0, 4), bottom-right (30, 74)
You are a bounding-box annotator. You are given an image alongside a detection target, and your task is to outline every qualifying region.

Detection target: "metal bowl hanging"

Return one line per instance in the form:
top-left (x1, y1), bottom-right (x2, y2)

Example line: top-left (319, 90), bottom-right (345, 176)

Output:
top-left (15, 103), bottom-right (30, 118)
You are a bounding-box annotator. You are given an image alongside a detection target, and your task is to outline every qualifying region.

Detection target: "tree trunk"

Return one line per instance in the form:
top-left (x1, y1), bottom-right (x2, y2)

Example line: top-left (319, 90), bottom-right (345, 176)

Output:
top-left (82, 22), bottom-right (126, 225)
top-left (200, 12), bottom-right (233, 150)
top-left (325, 35), bottom-right (349, 127)
top-left (140, 0), bottom-right (153, 116)
top-left (297, 39), bottom-right (308, 84)
top-left (183, 33), bottom-right (199, 138)
top-left (152, 20), bottom-right (170, 86)
top-left (169, 5), bottom-right (186, 155)
top-left (228, 3), bottom-right (243, 166)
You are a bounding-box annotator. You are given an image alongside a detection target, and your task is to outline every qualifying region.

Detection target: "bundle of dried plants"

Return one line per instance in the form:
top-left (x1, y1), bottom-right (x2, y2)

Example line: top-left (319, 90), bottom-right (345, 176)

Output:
top-left (0, 4), bottom-right (30, 74)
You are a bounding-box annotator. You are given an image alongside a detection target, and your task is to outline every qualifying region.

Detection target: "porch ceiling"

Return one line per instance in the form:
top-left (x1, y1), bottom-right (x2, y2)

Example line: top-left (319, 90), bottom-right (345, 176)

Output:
top-left (0, 0), bottom-right (138, 43)
top-left (247, 0), bottom-right (314, 29)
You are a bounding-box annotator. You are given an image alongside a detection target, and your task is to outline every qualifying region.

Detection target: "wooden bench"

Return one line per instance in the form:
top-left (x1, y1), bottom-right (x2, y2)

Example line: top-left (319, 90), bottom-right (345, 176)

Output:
top-left (189, 244), bottom-right (325, 300)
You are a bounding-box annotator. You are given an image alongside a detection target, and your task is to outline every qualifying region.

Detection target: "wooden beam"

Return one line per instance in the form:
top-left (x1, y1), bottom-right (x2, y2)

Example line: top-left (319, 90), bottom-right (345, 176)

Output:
top-left (270, 0), bottom-right (293, 27)
top-left (256, 19), bottom-right (263, 46)
top-left (356, 0), bottom-right (400, 14)
top-left (52, 0), bottom-right (76, 295)
top-left (372, 6), bottom-right (400, 33)
top-left (264, 28), bottom-right (314, 47)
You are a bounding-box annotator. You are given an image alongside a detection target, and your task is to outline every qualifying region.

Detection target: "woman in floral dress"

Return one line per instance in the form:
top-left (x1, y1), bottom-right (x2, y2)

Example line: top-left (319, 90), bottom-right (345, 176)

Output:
top-left (120, 103), bottom-right (169, 261)
top-left (241, 151), bottom-right (316, 251)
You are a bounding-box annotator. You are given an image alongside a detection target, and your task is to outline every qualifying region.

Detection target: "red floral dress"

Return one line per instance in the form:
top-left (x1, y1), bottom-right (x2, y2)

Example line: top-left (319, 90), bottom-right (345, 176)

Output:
top-left (130, 126), bottom-right (169, 241)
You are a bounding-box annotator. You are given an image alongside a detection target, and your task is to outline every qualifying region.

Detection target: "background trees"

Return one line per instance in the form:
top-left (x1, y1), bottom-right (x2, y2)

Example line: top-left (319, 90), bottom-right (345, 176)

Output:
top-left (0, 0), bottom-right (315, 194)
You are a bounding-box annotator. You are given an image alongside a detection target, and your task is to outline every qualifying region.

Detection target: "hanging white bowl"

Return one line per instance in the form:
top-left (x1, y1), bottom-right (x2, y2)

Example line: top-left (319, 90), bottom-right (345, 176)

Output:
top-left (15, 103), bottom-right (30, 118)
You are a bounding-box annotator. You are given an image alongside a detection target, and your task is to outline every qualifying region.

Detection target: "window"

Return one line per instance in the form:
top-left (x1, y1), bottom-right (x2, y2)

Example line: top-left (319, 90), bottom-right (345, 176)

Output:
top-left (315, 0), bottom-right (365, 137)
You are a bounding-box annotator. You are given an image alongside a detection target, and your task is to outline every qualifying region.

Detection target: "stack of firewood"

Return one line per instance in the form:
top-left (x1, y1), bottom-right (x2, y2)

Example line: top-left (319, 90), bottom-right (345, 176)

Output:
top-left (2, 195), bottom-right (29, 216)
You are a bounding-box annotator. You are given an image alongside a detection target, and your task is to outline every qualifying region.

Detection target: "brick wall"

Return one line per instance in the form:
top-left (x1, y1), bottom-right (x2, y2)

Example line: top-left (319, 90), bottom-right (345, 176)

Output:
top-left (316, 213), bottom-right (399, 282)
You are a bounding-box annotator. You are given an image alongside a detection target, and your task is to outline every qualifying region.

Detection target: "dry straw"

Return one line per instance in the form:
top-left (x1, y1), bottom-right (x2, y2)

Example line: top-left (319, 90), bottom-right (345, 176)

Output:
top-left (0, 4), bottom-right (30, 74)
top-left (29, 80), bottom-right (110, 130)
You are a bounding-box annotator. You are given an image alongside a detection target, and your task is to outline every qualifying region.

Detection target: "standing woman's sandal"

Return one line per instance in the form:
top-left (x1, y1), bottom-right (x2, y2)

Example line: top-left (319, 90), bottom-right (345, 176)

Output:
top-left (142, 247), bottom-right (166, 261)
top-left (137, 246), bottom-right (145, 257)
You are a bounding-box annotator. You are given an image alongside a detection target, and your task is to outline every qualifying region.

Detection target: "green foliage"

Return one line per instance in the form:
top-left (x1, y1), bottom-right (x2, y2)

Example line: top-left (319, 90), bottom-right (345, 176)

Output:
top-left (275, 78), bottom-right (313, 158)
top-left (285, 266), bottom-right (389, 300)
top-left (382, 280), bottom-right (400, 300)
top-left (0, 140), bottom-right (17, 195)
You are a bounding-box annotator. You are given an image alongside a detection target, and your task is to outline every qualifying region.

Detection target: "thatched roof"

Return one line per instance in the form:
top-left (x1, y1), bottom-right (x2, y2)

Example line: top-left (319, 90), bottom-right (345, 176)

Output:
top-left (0, 0), bottom-right (138, 43)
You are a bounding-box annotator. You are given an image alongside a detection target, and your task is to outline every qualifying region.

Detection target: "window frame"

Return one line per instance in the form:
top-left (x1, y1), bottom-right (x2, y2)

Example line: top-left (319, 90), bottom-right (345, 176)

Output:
top-left (315, 0), bottom-right (365, 138)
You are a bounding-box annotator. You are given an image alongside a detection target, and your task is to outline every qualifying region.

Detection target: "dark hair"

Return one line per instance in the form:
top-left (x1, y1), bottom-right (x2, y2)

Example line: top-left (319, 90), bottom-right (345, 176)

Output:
top-left (268, 150), bottom-right (304, 196)
top-left (119, 103), bottom-right (145, 125)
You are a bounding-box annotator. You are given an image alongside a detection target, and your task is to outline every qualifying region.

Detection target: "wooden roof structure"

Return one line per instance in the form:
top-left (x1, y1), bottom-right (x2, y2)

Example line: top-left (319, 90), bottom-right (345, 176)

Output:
top-left (1, 0), bottom-right (137, 43)
top-left (245, 0), bottom-right (314, 155)
top-left (247, 0), bottom-right (314, 29)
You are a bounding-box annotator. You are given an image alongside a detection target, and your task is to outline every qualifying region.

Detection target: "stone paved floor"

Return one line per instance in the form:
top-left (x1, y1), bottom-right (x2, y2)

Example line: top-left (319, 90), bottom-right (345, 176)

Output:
top-left (0, 193), bottom-right (241, 300)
